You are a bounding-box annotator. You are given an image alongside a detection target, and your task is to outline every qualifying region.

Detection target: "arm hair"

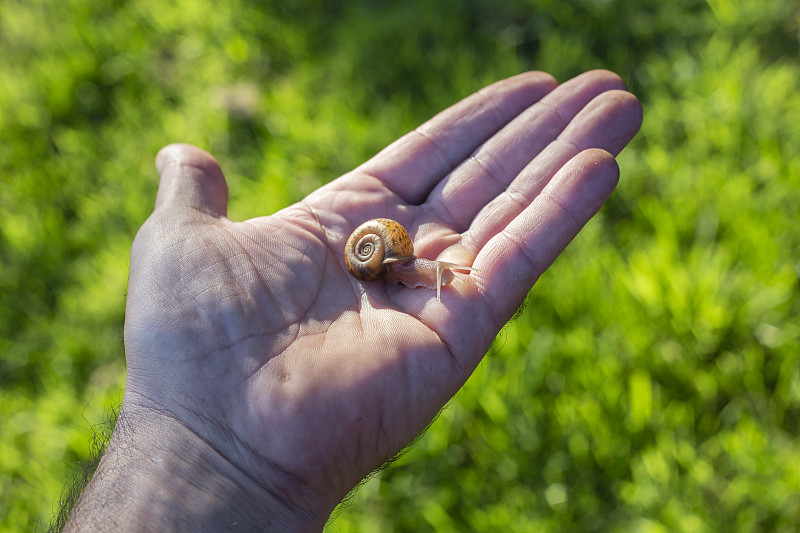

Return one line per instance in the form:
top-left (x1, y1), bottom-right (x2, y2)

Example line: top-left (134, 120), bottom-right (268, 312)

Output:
top-left (48, 404), bottom-right (119, 532)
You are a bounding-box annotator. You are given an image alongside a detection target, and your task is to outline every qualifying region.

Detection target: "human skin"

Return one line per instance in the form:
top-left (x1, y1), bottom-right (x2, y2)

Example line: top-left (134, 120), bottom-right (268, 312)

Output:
top-left (64, 70), bottom-right (642, 531)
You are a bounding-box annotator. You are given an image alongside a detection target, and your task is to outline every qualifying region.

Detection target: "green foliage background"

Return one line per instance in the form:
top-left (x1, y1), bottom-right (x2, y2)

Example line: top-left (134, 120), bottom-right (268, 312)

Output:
top-left (1, 0), bottom-right (799, 530)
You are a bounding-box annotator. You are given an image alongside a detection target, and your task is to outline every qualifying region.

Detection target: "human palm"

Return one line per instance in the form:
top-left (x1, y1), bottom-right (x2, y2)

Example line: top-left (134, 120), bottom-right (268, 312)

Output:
top-left (120, 70), bottom-right (641, 527)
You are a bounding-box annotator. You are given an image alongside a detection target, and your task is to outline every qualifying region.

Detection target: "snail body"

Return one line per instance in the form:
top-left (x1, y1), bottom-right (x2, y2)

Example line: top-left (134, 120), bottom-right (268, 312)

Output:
top-left (344, 218), bottom-right (477, 301)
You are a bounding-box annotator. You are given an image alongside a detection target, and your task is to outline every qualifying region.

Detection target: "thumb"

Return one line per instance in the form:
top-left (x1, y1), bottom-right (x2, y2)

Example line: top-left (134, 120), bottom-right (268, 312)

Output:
top-left (154, 143), bottom-right (229, 218)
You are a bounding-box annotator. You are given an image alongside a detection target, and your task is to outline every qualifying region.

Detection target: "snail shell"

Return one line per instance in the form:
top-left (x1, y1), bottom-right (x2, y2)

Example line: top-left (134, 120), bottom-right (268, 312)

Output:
top-left (344, 218), bottom-right (414, 281)
top-left (344, 218), bottom-right (477, 300)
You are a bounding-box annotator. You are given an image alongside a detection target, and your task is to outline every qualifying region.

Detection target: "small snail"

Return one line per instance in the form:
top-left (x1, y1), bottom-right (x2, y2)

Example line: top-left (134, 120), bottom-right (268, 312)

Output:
top-left (344, 218), bottom-right (477, 301)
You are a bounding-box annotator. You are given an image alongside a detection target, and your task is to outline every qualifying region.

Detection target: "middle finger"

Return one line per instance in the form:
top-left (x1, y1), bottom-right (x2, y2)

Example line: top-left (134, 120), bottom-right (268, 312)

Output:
top-left (423, 70), bottom-right (628, 232)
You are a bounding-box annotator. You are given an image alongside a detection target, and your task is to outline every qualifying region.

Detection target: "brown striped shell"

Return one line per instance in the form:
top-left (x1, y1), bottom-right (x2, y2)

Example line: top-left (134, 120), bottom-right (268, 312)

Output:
top-left (344, 218), bottom-right (415, 281)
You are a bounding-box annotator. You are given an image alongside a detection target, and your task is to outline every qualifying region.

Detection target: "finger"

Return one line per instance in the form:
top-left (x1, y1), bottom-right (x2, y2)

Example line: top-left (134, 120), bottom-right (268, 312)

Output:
top-left (425, 70), bottom-right (628, 232)
top-left (463, 89), bottom-right (642, 252)
top-left (357, 71), bottom-right (559, 205)
top-left (154, 143), bottom-right (229, 218)
top-left (558, 89), bottom-right (643, 156)
top-left (476, 148), bottom-right (620, 329)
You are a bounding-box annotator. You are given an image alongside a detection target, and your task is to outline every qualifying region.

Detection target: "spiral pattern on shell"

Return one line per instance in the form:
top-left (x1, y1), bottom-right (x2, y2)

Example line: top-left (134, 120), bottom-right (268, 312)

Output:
top-left (344, 218), bottom-right (415, 281)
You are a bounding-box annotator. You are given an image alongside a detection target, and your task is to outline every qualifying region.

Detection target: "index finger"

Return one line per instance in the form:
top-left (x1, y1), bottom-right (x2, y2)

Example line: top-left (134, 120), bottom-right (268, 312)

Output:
top-left (357, 72), bottom-right (558, 205)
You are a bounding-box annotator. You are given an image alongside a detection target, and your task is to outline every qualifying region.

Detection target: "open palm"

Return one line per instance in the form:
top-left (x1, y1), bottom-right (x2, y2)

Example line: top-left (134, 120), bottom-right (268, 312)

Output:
top-left (94, 70), bottom-right (641, 531)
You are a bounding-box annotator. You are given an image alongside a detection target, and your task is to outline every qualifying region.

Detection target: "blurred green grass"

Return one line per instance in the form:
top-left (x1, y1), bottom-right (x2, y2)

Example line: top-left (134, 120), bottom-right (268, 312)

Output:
top-left (1, 0), bottom-right (799, 531)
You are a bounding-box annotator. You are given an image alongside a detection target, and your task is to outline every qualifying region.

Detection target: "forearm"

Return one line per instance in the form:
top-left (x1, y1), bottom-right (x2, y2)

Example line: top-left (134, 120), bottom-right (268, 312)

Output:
top-left (63, 405), bottom-right (327, 532)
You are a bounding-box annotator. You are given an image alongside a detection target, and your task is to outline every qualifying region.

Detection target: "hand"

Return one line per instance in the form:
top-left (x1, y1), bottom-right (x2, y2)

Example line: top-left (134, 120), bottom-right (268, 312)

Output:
top-left (66, 70), bottom-right (642, 531)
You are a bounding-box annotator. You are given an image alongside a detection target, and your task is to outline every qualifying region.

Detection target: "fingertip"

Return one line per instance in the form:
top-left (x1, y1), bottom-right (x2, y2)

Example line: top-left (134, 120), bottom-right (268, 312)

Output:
top-left (599, 89), bottom-right (643, 132)
top-left (513, 70), bottom-right (559, 90)
top-left (154, 143), bottom-right (229, 218)
top-left (595, 148), bottom-right (621, 195)
top-left (561, 148), bottom-right (620, 200)
top-left (589, 68), bottom-right (625, 84)
top-left (574, 69), bottom-right (628, 91)
top-left (497, 71), bottom-right (559, 106)
top-left (583, 145), bottom-right (619, 165)
top-left (155, 143), bottom-right (219, 175)
top-left (623, 90), bottom-right (644, 135)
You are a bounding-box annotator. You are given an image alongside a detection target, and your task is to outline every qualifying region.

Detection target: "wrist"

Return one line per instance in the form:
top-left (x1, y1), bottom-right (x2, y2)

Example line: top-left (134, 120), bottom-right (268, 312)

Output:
top-left (64, 403), bottom-right (327, 532)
